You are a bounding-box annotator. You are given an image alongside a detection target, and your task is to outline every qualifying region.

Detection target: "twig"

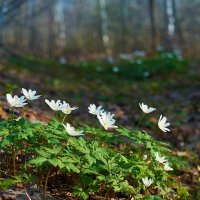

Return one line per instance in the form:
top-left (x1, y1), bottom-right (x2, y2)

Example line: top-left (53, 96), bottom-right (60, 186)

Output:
top-left (43, 167), bottom-right (52, 200)
top-left (25, 189), bottom-right (32, 200)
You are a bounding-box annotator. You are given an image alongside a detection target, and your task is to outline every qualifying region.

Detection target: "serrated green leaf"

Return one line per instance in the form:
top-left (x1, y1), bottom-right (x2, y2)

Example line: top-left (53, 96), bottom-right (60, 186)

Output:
top-left (29, 156), bottom-right (47, 166)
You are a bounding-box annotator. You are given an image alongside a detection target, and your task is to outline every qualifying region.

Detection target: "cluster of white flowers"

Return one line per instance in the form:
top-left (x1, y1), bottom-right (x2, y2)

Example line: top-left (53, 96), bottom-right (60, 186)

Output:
top-left (6, 89), bottom-right (174, 189)
top-left (6, 89), bottom-right (119, 136)
top-left (139, 102), bottom-right (170, 132)
top-left (88, 104), bottom-right (118, 130)
top-left (155, 152), bottom-right (173, 171)
top-left (142, 152), bottom-right (173, 187)
top-left (45, 99), bottom-right (78, 114)
top-left (6, 88), bottom-right (41, 108)
top-left (6, 89), bottom-right (170, 134)
top-left (6, 94), bottom-right (27, 108)
top-left (139, 103), bottom-right (172, 187)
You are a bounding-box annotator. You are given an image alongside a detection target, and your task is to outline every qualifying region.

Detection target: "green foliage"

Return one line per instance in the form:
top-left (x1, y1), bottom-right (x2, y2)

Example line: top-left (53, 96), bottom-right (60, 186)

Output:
top-left (177, 185), bottom-right (190, 200)
top-left (0, 116), bottom-right (189, 199)
top-left (0, 177), bottom-right (21, 190)
top-left (144, 196), bottom-right (163, 200)
top-left (7, 52), bottom-right (189, 84)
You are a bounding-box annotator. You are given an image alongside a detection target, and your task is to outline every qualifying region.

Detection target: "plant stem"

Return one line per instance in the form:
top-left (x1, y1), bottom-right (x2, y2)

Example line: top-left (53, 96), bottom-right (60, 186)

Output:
top-left (37, 173), bottom-right (43, 189)
top-left (24, 148), bottom-right (27, 169)
top-left (42, 111), bottom-right (55, 135)
top-left (136, 113), bottom-right (145, 128)
top-left (13, 152), bottom-right (16, 176)
top-left (62, 114), bottom-right (67, 124)
top-left (43, 167), bottom-right (52, 200)
top-left (9, 108), bottom-right (15, 134)
top-left (53, 111), bottom-right (56, 119)
top-left (42, 121), bottom-right (50, 135)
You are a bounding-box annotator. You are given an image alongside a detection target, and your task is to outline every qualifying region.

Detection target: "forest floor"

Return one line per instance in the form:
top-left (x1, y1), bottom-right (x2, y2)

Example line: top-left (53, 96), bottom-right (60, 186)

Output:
top-left (0, 55), bottom-right (199, 199)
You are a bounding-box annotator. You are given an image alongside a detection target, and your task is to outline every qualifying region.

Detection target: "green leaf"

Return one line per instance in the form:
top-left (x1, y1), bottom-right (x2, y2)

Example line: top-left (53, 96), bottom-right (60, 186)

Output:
top-left (0, 177), bottom-right (21, 190)
top-left (48, 158), bottom-right (64, 167)
top-left (64, 162), bottom-right (80, 173)
top-left (144, 195), bottom-right (163, 200)
top-left (29, 156), bottom-right (47, 166)
top-left (84, 154), bottom-right (96, 165)
top-left (35, 148), bottom-right (51, 158)
top-left (43, 146), bottom-right (62, 155)
top-left (73, 188), bottom-right (89, 200)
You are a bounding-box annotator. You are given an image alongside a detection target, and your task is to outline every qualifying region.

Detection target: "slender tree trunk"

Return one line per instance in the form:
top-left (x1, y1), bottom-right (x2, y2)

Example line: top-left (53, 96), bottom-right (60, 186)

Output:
top-left (163, 0), bottom-right (175, 51)
top-left (98, 0), bottom-right (112, 55)
top-left (28, 0), bottom-right (37, 54)
top-left (119, 0), bottom-right (126, 53)
top-left (57, 0), bottom-right (66, 55)
top-left (172, 0), bottom-right (184, 47)
top-left (0, 0), bottom-right (6, 44)
top-left (48, 1), bottom-right (56, 58)
top-left (149, 0), bottom-right (157, 52)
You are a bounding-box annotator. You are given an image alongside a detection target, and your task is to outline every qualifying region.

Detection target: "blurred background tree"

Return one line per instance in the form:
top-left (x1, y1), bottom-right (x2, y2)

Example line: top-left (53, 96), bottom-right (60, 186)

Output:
top-left (0, 0), bottom-right (200, 58)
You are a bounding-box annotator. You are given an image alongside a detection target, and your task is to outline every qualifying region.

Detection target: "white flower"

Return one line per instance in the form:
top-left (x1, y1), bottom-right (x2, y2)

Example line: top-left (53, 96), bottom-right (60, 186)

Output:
top-left (139, 102), bottom-right (156, 113)
top-left (142, 177), bottom-right (153, 187)
top-left (61, 101), bottom-right (78, 114)
top-left (21, 88), bottom-right (41, 100)
top-left (63, 123), bottom-right (84, 136)
top-left (88, 104), bottom-right (104, 115)
top-left (143, 155), bottom-right (147, 160)
top-left (164, 162), bottom-right (173, 171)
top-left (45, 99), bottom-right (62, 111)
top-left (158, 115), bottom-right (170, 132)
top-left (155, 152), bottom-right (167, 164)
top-left (6, 94), bottom-right (27, 107)
top-left (97, 112), bottom-right (118, 130)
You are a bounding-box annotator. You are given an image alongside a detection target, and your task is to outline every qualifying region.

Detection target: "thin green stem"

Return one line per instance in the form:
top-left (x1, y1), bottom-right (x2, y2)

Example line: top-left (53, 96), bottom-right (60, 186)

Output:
top-left (24, 147), bottom-right (27, 169)
top-left (8, 107), bottom-right (14, 120)
top-left (136, 113), bottom-right (145, 128)
top-left (42, 112), bottom-right (55, 135)
top-left (53, 111), bottom-right (56, 119)
top-left (42, 122), bottom-right (50, 135)
top-left (9, 108), bottom-right (15, 135)
top-left (62, 114), bottom-right (67, 124)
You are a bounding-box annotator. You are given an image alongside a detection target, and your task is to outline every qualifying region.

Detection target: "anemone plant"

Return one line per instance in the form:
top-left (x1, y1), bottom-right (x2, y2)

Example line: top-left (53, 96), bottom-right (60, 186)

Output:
top-left (0, 90), bottom-right (189, 200)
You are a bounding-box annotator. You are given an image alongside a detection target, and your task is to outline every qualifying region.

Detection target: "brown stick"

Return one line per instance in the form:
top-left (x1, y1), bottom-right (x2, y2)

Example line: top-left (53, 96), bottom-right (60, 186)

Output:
top-left (13, 152), bottom-right (16, 176)
top-left (43, 168), bottom-right (52, 200)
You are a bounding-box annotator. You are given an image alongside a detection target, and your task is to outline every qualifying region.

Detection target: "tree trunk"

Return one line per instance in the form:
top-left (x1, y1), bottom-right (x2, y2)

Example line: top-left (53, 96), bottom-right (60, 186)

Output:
top-left (172, 0), bottom-right (184, 47)
top-left (28, 0), bottom-right (37, 54)
top-left (149, 0), bottom-right (157, 52)
top-left (119, 0), bottom-right (126, 53)
top-left (98, 0), bottom-right (112, 55)
top-left (48, 1), bottom-right (56, 58)
top-left (163, 0), bottom-right (175, 51)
